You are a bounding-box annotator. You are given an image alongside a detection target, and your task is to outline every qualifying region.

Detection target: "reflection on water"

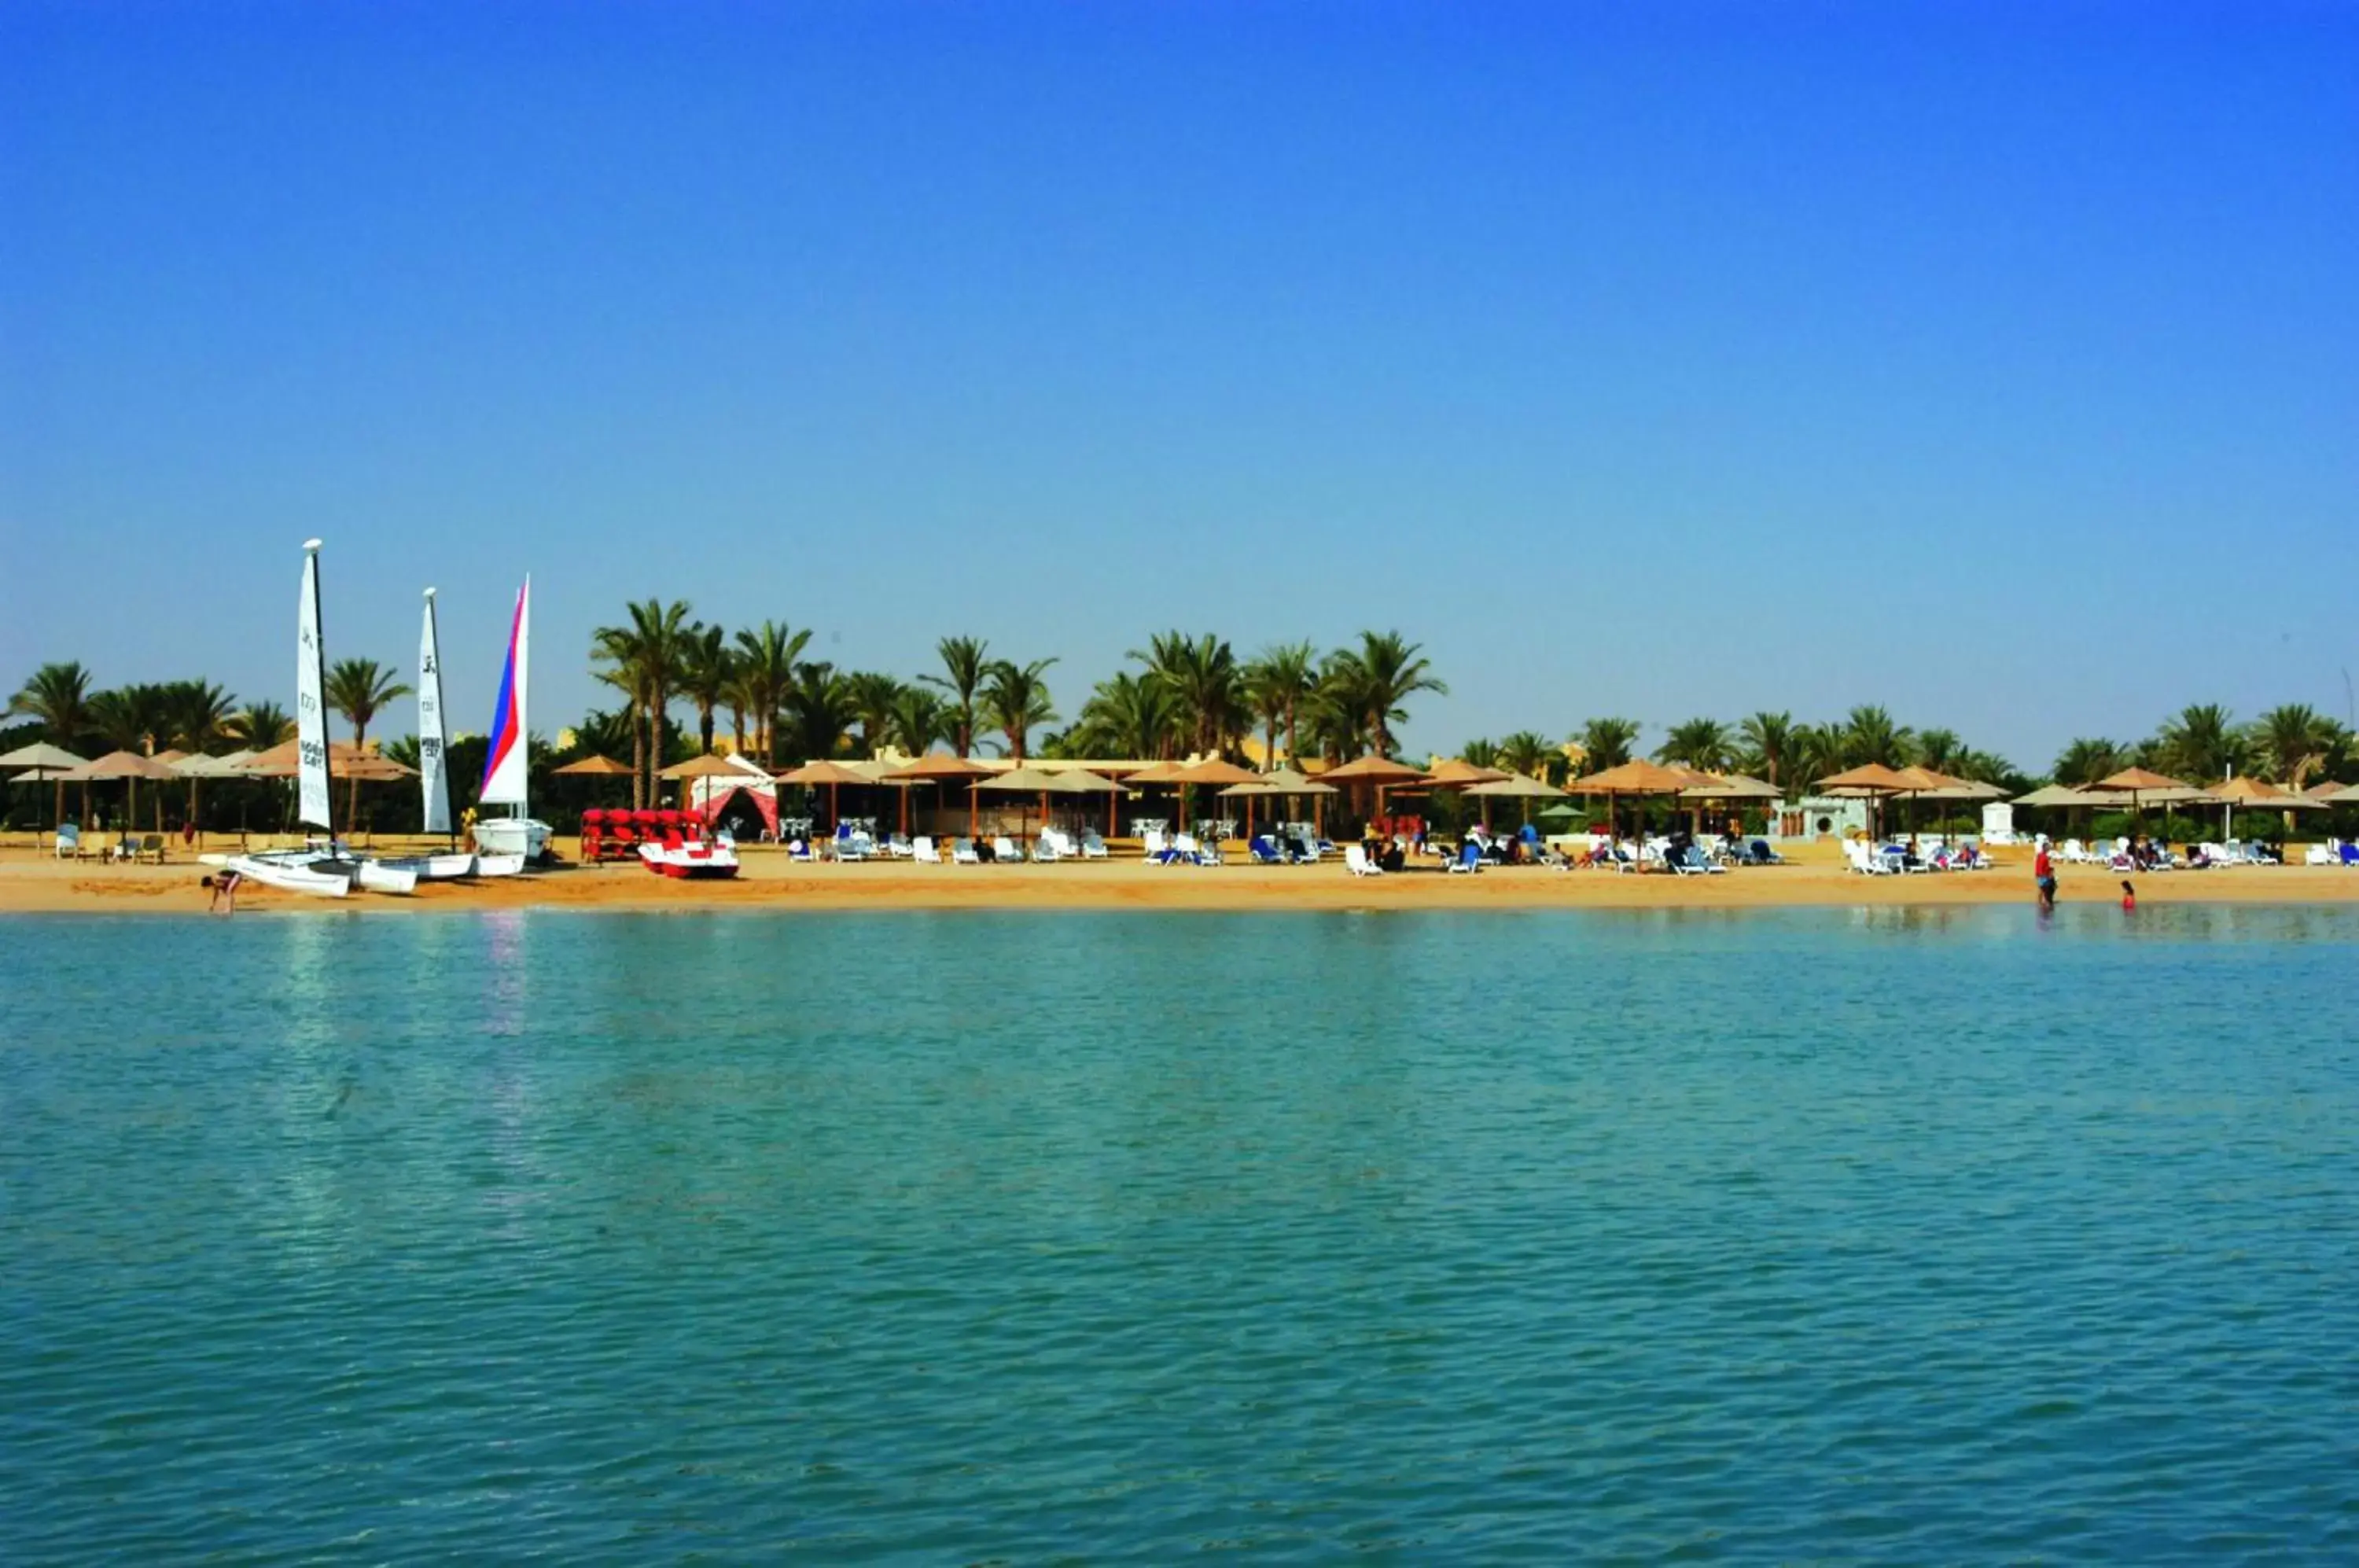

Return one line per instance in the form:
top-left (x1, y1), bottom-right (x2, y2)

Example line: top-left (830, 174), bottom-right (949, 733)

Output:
top-left (3, 909), bottom-right (2357, 1563)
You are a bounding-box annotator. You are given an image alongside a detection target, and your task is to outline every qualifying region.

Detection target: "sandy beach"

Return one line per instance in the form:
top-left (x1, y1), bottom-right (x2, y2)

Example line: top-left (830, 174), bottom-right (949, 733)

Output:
top-left (2, 837), bottom-right (2352, 915)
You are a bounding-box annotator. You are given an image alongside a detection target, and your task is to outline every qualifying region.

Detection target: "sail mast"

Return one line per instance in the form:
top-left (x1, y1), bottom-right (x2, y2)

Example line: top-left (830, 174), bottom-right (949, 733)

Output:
top-left (479, 576), bottom-right (531, 811)
top-left (296, 539), bottom-right (335, 833)
top-left (419, 587), bottom-right (451, 835)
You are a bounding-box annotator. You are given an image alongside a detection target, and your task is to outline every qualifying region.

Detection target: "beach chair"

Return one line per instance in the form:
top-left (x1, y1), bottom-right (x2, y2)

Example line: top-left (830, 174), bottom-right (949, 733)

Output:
top-left (2342, 843), bottom-right (2359, 867)
top-left (988, 835), bottom-right (1021, 863)
top-left (1031, 834), bottom-right (1060, 863)
top-left (1143, 829), bottom-right (1182, 866)
top-left (1447, 841), bottom-right (1482, 874)
top-left (1668, 842), bottom-right (1722, 875)
top-left (53, 824), bottom-right (79, 860)
top-left (1080, 829), bottom-right (1110, 860)
top-left (912, 836), bottom-right (941, 863)
top-left (1844, 841), bottom-right (1885, 875)
top-left (885, 833), bottom-right (915, 859)
top-left (1173, 832), bottom-right (1216, 866)
top-left (135, 834), bottom-right (165, 864)
top-left (1344, 844), bottom-right (1382, 876)
top-left (1745, 839), bottom-right (1784, 866)
top-left (951, 837), bottom-right (981, 864)
top-left (1249, 835), bottom-right (1283, 864)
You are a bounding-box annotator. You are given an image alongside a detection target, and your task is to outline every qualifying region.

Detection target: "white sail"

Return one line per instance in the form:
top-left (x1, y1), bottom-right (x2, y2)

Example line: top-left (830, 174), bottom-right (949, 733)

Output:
top-left (418, 589), bottom-right (451, 834)
top-left (479, 576), bottom-right (531, 808)
top-left (296, 540), bottom-right (334, 831)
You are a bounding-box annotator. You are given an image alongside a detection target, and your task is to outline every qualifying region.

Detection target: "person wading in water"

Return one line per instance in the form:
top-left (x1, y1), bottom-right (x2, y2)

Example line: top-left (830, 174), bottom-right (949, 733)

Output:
top-left (2034, 836), bottom-right (2058, 913)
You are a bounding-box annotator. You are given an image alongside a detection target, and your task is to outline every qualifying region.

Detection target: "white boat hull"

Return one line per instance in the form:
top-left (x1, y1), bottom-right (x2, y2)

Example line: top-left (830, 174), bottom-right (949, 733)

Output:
top-left (470, 853), bottom-right (527, 878)
top-left (473, 817), bottom-right (551, 860)
top-left (637, 841), bottom-right (740, 879)
top-left (224, 855), bottom-right (351, 899)
top-left (378, 852), bottom-right (477, 880)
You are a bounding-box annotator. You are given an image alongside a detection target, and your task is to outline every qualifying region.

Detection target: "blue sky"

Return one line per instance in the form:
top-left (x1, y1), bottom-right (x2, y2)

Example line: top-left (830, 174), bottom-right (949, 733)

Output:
top-left (5, 2), bottom-right (2354, 768)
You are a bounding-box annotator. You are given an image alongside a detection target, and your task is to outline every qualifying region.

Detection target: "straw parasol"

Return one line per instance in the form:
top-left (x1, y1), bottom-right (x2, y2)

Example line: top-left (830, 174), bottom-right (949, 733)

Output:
top-left (1, 741), bottom-right (89, 829)
top-left (1321, 753), bottom-right (1427, 822)
top-left (1255, 763), bottom-right (1338, 836)
top-left (2211, 774), bottom-right (2321, 839)
top-left (1677, 771), bottom-right (1782, 802)
top-left (555, 753), bottom-right (632, 776)
top-left (168, 749), bottom-right (255, 842)
top-left (2081, 767), bottom-right (2201, 830)
top-left (1424, 757), bottom-right (1511, 788)
top-left (1122, 758), bottom-right (1196, 833)
top-left (2013, 782), bottom-right (2100, 808)
top-left (235, 738), bottom-right (415, 780)
top-left (1570, 758), bottom-right (1699, 851)
top-left (777, 758), bottom-right (878, 830)
top-left (978, 765), bottom-right (1065, 847)
top-left (1216, 777), bottom-right (1285, 838)
top-left (1814, 762), bottom-right (1923, 841)
top-left (1046, 767), bottom-right (1126, 837)
top-left (1464, 771), bottom-right (1566, 830)
top-left (64, 749), bottom-right (180, 837)
top-left (886, 751), bottom-right (996, 836)
top-left (2324, 779), bottom-right (2359, 804)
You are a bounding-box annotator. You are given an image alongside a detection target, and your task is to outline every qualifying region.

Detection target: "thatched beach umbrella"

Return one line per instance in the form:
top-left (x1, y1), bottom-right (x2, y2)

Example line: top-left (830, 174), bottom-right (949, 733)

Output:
top-left (1571, 758), bottom-right (1698, 851)
top-left (886, 751), bottom-right (995, 837)
top-left (2211, 774), bottom-right (2320, 840)
top-left (555, 753), bottom-right (631, 776)
top-left (1464, 771), bottom-right (1566, 830)
top-left (1123, 759), bottom-right (1194, 834)
top-left (1815, 761), bottom-right (1921, 842)
top-left (1322, 753), bottom-right (1426, 825)
top-left (776, 758), bottom-right (876, 831)
top-left (977, 765), bottom-right (1065, 848)
top-left (0, 740), bottom-right (88, 829)
top-left (65, 749), bottom-right (179, 839)
top-left (1179, 758), bottom-right (1259, 837)
top-left (1256, 764), bottom-right (1338, 837)
top-left (169, 749), bottom-right (253, 841)
top-left (1045, 767), bottom-right (1126, 837)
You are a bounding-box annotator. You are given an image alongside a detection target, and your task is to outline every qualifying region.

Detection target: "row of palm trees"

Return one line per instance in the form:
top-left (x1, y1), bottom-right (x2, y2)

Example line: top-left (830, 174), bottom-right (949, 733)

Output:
top-left (583, 603), bottom-right (1450, 811)
top-left (6, 657), bottom-right (418, 826)
top-left (1451, 702), bottom-right (2354, 799)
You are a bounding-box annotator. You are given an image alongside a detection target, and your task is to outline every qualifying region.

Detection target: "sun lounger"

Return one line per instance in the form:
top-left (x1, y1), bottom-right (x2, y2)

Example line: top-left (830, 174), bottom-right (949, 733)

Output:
top-left (1344, 844), bottom-right (1382, 876)
top-left (912, 835), bottom-right (941, 863)
top-left (1249, 835), bottom-right (1283, 864)
top-left (1447, 841), bottom-right (1482, 874)
top-left (1174, 832), bottom-right (1219, 866)
top-left (885, 833), bottom-right (915, 859)
top-left (1667, 842), bottom-right (1722, 875)
top-left (53, 824), bottom-right (79, 860)
top-left (951, 837), bottom-right (981, 864)
top-left (1080, 829), bottom-right (1110, 860)
top-left (992, 835), bottom-right (1024, 863)
top-left (134, 833), bottom-right (166, 864)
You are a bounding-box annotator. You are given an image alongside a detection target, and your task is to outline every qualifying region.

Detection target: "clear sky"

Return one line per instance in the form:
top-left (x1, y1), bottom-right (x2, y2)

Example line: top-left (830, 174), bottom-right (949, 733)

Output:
top-left (5, 2), bottom-right (2353, 769)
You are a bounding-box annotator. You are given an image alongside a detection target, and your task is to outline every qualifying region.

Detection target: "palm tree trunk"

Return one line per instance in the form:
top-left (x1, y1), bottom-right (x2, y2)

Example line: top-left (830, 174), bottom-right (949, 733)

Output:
top-left (630, 703), bottom-right (647, 812)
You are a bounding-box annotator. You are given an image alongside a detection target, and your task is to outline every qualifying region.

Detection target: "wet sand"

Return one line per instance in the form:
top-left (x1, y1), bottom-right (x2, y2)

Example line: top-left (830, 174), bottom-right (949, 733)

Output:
top-left (2, 837), bottom-right (2352, 915)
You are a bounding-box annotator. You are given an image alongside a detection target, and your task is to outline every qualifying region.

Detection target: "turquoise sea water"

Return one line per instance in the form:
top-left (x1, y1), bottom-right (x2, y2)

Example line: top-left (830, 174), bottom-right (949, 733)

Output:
top-left (3, 907), bottom-right (2356, 1562)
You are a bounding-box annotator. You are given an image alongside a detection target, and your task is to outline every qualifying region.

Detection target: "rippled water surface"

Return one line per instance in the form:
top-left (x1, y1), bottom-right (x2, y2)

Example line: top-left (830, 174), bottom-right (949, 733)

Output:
top-left (5, 907), bottom-right (2357, 1562)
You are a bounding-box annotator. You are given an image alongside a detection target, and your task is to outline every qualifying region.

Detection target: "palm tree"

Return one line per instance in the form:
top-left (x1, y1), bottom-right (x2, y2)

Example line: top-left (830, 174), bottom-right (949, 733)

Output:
top-left (783, 661), bottom-right (859, 762)
top-left (1840, 705), bottom-right (1914, 768)
top-left (846, 672), bottom-right (905, 757)
top-left (325, 658), bottom-right (412, 831)
top-left (1655, 716), bottom-right (1732, 771)
top-left (887, 686), bottom-right (949, 756)
top-left (920, 635), bottom-right (992, 757)
top-left (591, 598), bottom-right (694, 808)
top-left (1243, 641), bottom-right (1319, 766)
top-left (1329, 631), bottom-right (1446, 757)
top-left (982, 657), bottom-right (1058, 760)
top-left (1072, 672), bottom-right (1178, 760)
top-left (675, 623), bottom-right (733, 755)
top-left (1497, 731), bottom-right (1558, 783)
top-left (84, 683), bottom-right (174, 830)
top-left (230, 701), bottom-right (296, 749)
top-left (2156, 702), bottom-right (2241, 782)
top-left (1737, 711), bottom-right (1794, 790)
top-left (1459, 737), bottom-right (1501, 771)
top-left (9, 661), bottom-right (95, 823)
top-left (731, 620), bottom-right (811, 765)
top-left (1131, 631), bottom-right (1246, 759)
top-left (1915, 727), bottom-right (1963, 775)
top-left (162, 679), bottom-right (238, 828)
top-left (1574, 717), bottom-right (1640, 771)
top-left (2051, 737), bottom-right (2125, 786)
top-left (1791, 722), bottom-right (1848, 789)
top-left (2247, 704), bottom-right (2336, 790)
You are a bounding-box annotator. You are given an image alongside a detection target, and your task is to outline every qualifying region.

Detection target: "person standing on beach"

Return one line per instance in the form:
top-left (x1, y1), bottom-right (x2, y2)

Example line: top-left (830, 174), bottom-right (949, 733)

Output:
top-left (2033, 837), bottom-right (2057, 912)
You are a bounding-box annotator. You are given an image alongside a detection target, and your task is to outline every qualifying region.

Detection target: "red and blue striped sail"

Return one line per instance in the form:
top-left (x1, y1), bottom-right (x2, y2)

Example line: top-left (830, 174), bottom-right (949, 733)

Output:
top-left (479, 577), bottom-right (531, 807)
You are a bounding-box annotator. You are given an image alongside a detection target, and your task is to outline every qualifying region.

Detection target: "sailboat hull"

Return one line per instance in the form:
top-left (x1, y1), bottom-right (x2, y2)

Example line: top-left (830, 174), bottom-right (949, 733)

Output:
top-left (224, 855), bottom-right (352, 899)
top-left (377, 852), bottom-right (476, 880)
top-left (473, 818), bottom-right (550, 860)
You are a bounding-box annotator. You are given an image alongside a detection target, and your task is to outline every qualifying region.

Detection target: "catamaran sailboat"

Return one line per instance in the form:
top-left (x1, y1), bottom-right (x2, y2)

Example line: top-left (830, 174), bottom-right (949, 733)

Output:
top-left (218, 539), bottom-right (414, 896)
top-left (376, 587), bottom-right (479, 881)
top-left (471, 576), bottom-right (551, 864)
